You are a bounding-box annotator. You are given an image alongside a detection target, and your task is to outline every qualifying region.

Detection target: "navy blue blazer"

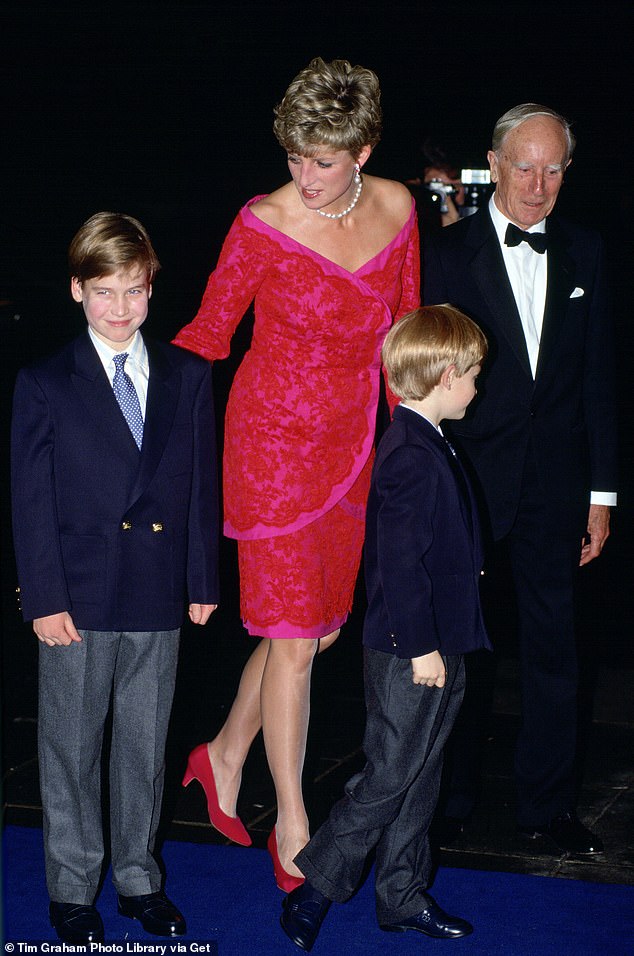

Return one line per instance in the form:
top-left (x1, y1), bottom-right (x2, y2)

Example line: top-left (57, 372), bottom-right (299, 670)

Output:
top-left (363, 405), bottom-right (491, 659)
top-left (11, 331), bottom-right (219, 630)
top-left (423, 207), bottom-right (618, 539)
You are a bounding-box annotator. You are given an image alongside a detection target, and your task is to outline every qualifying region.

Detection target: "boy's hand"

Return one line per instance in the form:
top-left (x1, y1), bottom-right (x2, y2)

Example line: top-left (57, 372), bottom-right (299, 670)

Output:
top-left (33, 612), bottom-right (82, 647)
top-left (188, 603), bottom-right (218, 625)
top-left (411, 650), bottom-right (446, 687)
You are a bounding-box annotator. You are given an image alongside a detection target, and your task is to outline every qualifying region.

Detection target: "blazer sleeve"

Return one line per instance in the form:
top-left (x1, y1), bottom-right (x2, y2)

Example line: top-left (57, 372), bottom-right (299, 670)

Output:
top-left (185, 361), bottom-right (220, 605)
top-left (582, 235), bottom-right (618, 492)
top-left (11, 368), bottom-right (71, 621)
top-left (373, 444), bottom-right (441, 657)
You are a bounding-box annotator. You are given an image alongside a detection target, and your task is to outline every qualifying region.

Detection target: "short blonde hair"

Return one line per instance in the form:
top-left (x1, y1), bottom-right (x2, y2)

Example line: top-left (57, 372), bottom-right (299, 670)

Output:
top-left (382, 305), bottom-right (488, 401)
top-left (68, 211), bottom-right (161, 283)
top-left (273, 57), bottom-right (382, 158)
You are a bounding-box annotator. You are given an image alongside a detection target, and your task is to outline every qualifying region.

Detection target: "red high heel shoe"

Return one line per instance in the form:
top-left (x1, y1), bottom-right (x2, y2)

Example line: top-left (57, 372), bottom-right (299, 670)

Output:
top-left (182, 743), bottom-right (251, 846)
top-left (267, 828), bottom-right (305, 893)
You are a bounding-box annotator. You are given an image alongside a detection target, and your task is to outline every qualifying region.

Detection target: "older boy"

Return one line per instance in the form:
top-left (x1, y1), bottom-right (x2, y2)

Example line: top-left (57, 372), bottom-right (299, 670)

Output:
top-left (280, 305), bottom-right (490, 951)
top-left (11, 212), bottom-right (219, 943)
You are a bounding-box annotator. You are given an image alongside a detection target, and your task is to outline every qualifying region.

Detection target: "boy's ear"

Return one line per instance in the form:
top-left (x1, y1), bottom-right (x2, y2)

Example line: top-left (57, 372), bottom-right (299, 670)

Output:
top-left (70, 277), bottom-right (83, 302)
top-left (440, 364), bottom-right (456, 391)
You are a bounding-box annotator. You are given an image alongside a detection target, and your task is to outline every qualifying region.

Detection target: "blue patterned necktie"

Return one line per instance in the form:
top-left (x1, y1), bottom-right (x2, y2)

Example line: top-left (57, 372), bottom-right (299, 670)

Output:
top-left (112, 352), bottom-right (144, 449)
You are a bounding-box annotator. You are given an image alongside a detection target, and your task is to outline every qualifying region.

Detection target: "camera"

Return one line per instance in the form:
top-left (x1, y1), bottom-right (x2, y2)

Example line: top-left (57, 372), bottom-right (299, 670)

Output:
top-left (423, 179), bottom-right (458, 214)
top-left (460, 169), bottom-right (493, 217)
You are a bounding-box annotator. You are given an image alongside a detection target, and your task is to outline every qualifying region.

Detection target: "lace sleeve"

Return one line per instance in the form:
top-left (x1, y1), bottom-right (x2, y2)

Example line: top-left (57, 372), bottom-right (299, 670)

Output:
top-left (395, 210), bottom-right (421, 320)
top-left (173, 210), bottom-right (271, 361)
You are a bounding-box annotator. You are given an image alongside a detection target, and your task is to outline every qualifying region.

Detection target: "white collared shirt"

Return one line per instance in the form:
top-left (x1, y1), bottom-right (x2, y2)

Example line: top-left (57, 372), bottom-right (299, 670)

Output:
top-left (489, 195), bottom-right (547, 379)
top-left (488, 196), bottom-right (615, 507)
top-left (88, 328), bottom-right (149, 419)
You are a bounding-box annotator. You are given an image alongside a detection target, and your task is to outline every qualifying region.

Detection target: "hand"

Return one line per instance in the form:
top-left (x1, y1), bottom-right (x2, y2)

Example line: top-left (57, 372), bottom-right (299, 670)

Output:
top-left (33, 612), bottom-right (82, 647)
top-left (188, 603), bottom-right (218, 625)
top-left (411, 650), bottom-right (446, 687)
top-left (579, 504), bottom-right (611, 566)
top-left (440, 193), bottom-right (461, 226)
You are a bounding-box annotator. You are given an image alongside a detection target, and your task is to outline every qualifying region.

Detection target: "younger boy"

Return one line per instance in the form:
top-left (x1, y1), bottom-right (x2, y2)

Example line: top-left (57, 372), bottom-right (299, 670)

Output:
top-left (280, 305), bottom-right (491, 951)
top-left (11, 212), bottom-right (219, 943)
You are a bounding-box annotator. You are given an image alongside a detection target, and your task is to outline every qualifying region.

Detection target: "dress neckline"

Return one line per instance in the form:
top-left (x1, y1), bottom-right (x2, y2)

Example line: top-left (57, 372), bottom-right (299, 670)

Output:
top-left (242, 195), bottom-right (415, 277)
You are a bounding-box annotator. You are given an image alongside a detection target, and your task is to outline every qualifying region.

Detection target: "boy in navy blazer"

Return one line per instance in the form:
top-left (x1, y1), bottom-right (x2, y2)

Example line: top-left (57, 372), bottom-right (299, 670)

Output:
top-left (280, 306), bottom-right (491, 951)
top-left (11, 213), bottom-right (219, 943)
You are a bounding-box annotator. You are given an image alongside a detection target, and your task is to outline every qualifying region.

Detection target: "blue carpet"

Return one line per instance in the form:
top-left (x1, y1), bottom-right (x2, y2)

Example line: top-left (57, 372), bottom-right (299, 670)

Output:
top-left (3, 826), bottom-right (633, 955)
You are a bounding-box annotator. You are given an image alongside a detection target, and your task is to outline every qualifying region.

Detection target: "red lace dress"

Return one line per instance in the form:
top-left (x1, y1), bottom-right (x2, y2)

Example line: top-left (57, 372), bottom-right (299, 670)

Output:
top-left (173, 196), bottom-right (420, 638)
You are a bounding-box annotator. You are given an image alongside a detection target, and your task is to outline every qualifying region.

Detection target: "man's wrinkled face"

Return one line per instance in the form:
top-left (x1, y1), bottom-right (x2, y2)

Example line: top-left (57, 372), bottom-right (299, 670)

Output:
top-left (488, 116), bottom-right (570, 229)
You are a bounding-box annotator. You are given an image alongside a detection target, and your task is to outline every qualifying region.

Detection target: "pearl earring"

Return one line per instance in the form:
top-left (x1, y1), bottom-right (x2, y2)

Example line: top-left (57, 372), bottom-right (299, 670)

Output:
top-left (316, 163), bottom-right (364, 220)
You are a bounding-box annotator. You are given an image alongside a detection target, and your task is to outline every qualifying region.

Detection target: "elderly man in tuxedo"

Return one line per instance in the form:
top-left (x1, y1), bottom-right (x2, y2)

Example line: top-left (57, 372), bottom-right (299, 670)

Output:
top-left (423, 104), bottom-right (617, 854)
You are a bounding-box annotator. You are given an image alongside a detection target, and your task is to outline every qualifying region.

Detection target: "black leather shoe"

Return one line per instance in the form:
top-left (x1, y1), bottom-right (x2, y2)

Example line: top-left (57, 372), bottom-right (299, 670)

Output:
top-left (49, 902), bottom-right (104, 943)
top-left (117, 891), bottom-right (186, 936)
top-left (518, 812), bottom-right (603, 855)
top-left (280, 881), bottom-right (331, 952)
top-left (380, 893), bottom-right (473, 939)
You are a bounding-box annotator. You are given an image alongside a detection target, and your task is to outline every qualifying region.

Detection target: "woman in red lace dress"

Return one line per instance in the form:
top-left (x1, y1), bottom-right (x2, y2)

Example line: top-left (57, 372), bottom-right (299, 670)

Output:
top-left (174, 57), bottom-right (419, 889)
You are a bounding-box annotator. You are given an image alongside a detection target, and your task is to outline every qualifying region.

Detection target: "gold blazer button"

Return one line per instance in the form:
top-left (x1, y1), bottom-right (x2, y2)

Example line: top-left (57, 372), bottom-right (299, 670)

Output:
top-left (121, 520), bottom-right (132, 531)
top-left (152, 522), bottom-right (164, 533)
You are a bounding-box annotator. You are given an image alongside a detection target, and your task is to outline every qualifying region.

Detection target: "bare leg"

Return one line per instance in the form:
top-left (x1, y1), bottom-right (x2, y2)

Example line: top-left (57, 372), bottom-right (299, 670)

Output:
top-left (204, 628), bottom-right (340, 843)
top-left (207, 638), bottom-right (269, 817)
top-left (262, 629), bottom-right (340, 877)
top-left (317, 629), bottom-right (340, 654)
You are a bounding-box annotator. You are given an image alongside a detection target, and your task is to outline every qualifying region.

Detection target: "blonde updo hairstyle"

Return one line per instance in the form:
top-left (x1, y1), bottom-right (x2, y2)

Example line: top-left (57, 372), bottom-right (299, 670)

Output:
top-left (382, 305), bottom-right (488, 402)
top-left (273, 57), bottom-right (382, 159)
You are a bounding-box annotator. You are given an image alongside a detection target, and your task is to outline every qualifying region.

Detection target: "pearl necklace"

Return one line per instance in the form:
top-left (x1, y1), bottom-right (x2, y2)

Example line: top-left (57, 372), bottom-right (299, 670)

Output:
top-left (316, 168), bottom-right (363, 219)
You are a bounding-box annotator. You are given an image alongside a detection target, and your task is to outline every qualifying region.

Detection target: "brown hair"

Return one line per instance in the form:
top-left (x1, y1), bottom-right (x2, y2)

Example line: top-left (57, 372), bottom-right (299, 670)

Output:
top-left (273, 57), bottom-right (382, 158)
top-left (382, 305), bottom-right (488, 401)
top-left (68, 211), bottom-right (161, 283)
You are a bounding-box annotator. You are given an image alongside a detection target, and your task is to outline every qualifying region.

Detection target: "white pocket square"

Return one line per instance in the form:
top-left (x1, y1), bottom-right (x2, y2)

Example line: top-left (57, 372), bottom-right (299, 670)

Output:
top-left (570, 287), bottom-right (584, 298)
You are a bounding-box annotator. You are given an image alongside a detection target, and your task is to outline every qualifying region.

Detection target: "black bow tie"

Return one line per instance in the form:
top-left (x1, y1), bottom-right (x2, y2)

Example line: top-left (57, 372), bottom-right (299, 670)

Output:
top-left (505, 222), bottom-right (548, 254)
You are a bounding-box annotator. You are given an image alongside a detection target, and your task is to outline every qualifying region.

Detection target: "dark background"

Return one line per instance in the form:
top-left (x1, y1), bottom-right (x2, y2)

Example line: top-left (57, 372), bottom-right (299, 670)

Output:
top-left (2, 0), bottom-right (633, 771)
top-left (2, 0), bottom-right (633, 332)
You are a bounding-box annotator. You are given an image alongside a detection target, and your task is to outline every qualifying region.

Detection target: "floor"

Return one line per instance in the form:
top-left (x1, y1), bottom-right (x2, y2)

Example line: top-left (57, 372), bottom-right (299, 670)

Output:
top-left (3, 532), bottom-right (633, 889)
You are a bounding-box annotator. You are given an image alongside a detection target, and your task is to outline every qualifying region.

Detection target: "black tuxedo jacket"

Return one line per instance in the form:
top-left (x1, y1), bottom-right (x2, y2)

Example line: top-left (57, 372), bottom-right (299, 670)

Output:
top-left (423, 207), bottom-right (618, 539)
top-left (362, 405), bottom-right (490, 659)
top-left (11, 331), bottom-right (219, 630)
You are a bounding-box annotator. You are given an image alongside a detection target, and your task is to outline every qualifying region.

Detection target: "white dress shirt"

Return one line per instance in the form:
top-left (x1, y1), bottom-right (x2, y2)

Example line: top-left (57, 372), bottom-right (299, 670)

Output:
top-left (88, 328), bottom-right (149, 419)
top-left (489, 196), bottom-right (547, 379)
top-left (489, 196), bottom-right (615, 507)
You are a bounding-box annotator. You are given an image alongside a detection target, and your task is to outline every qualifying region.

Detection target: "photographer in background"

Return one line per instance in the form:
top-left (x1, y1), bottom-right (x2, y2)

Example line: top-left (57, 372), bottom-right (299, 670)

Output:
top-left (406, 140), bottom-right (465, 229)
top-left (423, 163), bottom-right (465, 226)
top-left (407, 139), bottom-right (493, 231)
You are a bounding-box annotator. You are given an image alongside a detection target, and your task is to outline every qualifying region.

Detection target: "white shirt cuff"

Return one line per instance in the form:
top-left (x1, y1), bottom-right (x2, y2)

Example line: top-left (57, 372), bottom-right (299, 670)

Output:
top-left (590, 491), bottom-right (617, 506)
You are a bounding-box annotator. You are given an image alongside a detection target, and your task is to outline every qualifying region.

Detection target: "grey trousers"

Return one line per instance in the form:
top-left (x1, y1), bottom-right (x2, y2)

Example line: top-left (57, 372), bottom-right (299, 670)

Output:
top-left (296, 648), bottom-right (465, 925)
top-left (38, 628), bottom-right (180, 904)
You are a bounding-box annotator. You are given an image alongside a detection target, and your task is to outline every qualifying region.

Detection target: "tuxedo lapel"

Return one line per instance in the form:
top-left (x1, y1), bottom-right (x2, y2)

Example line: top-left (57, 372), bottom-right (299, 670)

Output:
top-left (70, 334), bottom-right (141, 470)
top-left (394, 406), bottom-right (478, 542)
top-left (465, 211), bottom-right (533, 379)
top-left (128, 339), bottom-right (180, 506)
top-left (534, 217), bottom-right (576, 381)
